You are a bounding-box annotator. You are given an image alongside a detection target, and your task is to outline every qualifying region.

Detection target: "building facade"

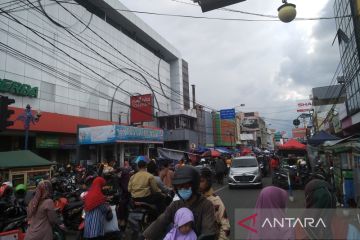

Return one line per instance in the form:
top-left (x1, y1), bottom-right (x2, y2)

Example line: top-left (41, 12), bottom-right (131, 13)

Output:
top-left (334, 0), bottom-right (360, 134)
top-left (0, 0), bottom-right (191, 164)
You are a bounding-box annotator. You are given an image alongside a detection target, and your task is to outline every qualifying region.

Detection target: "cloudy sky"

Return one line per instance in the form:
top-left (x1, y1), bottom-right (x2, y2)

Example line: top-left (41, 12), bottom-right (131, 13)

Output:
top-left (119, 0), bottom-right (340, 134)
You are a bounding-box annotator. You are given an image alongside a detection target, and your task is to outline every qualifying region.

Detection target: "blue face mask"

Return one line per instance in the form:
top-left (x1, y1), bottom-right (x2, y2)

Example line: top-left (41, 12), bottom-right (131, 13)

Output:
top-left (177, 188), bottom-right (192, 201)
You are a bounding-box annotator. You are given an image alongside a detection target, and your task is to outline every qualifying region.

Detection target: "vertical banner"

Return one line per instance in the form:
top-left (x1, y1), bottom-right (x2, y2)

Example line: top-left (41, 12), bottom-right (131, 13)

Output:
top-left (219, 109), bottom-right (236, 146)
top-left (130, 94), bottom-right (154, 124)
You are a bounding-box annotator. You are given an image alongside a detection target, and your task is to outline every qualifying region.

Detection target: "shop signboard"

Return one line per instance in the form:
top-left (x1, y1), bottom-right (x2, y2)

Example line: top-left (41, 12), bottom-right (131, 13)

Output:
top-left (130, 94), bottom-right (154, 123)
top-left (0, 78), bottom-right (38, 98)
top-left (292, 128), bottom-right (306, 139)
top-left (78, 125), bottom-right (163, 144)
top-left (116, 125), bottom-right (163, 143)
top-left (36, 136), bottom-right (60, 148)
top-left (79, 125), bottom-right (116, 144)
top-left (297, 101), bottom-right (313, 112)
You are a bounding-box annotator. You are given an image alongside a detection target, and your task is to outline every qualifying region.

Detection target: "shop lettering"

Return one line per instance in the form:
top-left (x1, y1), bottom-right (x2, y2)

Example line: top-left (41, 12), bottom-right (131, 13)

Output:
top-left (0, 79), bottom-right (38, 98)
top-left (261, 218), bottom-right (326, 228)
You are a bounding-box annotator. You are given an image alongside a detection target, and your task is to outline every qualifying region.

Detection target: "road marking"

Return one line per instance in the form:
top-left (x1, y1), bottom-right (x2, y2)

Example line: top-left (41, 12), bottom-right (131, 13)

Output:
top-left (214, 185), bottom-right (228, 193)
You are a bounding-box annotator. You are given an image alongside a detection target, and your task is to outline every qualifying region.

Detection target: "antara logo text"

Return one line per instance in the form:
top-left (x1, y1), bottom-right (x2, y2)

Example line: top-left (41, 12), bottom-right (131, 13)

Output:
top-left (261, 218), bottom-right (326, 228)
top-left (237, 213), bottom-right (326, 233)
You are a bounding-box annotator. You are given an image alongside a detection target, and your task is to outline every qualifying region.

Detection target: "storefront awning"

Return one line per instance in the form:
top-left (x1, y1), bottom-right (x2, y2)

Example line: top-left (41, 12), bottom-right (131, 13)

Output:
top-left (79, 125), bottom-right (164, 145)
top-left (0, 150), bottom-right (54, 170)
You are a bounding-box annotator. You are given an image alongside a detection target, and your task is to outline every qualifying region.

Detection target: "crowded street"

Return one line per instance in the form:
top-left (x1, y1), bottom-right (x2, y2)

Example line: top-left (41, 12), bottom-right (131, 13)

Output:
top-left (1, 0), bottom-right (360, 239)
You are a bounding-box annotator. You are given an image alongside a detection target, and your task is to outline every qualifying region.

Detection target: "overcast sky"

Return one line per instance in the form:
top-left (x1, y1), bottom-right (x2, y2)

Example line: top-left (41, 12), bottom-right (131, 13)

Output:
top-left (119, 0), bottom-right (340, 134)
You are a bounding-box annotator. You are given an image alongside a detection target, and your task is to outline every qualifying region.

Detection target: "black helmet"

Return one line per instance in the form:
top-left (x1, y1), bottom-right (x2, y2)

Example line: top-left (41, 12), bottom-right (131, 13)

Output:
top-left (173, 166), bottom-right (200, 192)
top-left (200, 167), bottom-right (213, 191)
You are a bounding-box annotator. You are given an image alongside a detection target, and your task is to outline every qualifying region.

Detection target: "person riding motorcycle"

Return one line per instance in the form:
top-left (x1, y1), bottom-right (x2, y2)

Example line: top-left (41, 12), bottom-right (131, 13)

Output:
top-left (128, 160), bottom-right (166, 213)
top-left (199, 167), bottom-right (230, 240)
top-left (143, 165), bottom-right (218, 240)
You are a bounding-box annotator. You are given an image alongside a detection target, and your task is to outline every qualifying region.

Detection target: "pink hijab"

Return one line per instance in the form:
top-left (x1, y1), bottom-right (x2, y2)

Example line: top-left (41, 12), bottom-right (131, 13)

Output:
top-left (164, 208), bottom-right (197, 240)
top-left (248, 186), bottom-right (294, 240)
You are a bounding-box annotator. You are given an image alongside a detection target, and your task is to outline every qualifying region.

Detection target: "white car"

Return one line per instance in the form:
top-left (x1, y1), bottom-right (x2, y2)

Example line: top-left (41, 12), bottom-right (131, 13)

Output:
top-left (228, 156), bottom-right (262, 188)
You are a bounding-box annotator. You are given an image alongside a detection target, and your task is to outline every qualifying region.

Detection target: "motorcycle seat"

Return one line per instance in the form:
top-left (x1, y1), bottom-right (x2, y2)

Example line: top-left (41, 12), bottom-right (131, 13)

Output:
top-left (63, 201), bottom-right (83, 211)
top-left (133, 201), bottom-right (157, 210)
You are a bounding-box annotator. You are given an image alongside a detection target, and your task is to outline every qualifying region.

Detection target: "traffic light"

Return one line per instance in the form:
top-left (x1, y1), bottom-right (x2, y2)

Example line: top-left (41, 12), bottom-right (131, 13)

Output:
top-left (195, 0), bottom-right (247, 12)
top-left (0, 96), bottom-right (15, 131)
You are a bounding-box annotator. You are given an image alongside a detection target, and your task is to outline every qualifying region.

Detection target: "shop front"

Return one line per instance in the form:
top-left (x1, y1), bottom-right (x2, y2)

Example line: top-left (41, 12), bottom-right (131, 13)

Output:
top-left (78, 125), bottom-right (164, 166)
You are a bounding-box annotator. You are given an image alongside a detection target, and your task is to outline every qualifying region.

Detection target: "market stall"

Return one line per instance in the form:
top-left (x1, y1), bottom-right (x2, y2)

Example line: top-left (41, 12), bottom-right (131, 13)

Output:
top-left (323, 136), bottom-right (360, 207)
top-left (0, 150), bottom-right (54, 189)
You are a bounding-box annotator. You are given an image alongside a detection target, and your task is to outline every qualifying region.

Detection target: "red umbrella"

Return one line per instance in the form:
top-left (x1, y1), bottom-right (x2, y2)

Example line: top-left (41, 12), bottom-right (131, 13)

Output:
top-left (202, 149), bottom-right (221, 157)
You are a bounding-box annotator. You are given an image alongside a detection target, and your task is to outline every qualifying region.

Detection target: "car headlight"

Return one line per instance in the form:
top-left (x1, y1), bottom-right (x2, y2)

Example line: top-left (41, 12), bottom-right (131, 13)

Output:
top-left (229, 170), bottom-right (234, 176)
top-left (252, 169), bottom-right (259, 175)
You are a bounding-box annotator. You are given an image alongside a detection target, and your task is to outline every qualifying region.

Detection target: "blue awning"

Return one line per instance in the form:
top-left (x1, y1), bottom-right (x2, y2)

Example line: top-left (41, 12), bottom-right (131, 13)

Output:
top-left (215, 147), bottom-right (232, 154)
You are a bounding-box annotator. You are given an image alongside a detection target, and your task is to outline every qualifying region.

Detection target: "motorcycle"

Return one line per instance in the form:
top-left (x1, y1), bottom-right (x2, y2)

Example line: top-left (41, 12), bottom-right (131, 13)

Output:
top-left (127, 199), bottom-right (158, 240)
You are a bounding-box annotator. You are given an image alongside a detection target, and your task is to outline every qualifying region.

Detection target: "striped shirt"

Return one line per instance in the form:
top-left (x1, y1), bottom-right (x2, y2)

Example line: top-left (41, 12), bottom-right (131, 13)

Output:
top-left (84, 204), bottom-right (108, 238)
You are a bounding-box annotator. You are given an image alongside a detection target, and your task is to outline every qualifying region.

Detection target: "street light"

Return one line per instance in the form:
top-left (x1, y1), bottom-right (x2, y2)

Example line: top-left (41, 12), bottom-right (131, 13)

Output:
top-left (278, 0), bottom-right (297, 23)
top-left (17, 104), bottom-right (41, 150)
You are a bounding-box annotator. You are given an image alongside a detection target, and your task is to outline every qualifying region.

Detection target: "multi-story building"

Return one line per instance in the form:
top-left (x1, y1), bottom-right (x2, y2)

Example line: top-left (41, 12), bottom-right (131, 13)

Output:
top-left (236, 112), bottom-right (268, 148)
top-left (0, 0), bottom-right (193, 164)
top-left (334, 0), bottom-right (360, 135)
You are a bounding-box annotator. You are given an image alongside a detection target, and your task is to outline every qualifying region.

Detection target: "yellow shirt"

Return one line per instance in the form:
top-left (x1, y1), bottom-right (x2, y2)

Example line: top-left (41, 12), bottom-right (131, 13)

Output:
top-left (128, 170), bottom-right (160, 198)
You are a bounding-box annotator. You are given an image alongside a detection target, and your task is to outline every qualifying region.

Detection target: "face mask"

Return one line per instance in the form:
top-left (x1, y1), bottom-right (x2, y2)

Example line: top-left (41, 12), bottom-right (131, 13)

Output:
top-left (177, 188), bottom-right (192, 201)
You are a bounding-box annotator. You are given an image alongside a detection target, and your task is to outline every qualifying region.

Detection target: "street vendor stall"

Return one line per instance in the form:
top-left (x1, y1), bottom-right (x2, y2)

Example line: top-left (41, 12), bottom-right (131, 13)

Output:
top-left (0, 150), bottom-right (54, 189)
top-left (277, 139), bottom-right (307, 158)
top-left (323, 136), bottom-right (360, 207)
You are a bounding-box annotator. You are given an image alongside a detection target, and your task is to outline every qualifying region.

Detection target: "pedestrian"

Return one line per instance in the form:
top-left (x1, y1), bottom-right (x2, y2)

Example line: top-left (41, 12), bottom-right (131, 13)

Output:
top-left (199, 167), bottom-right (230, 240)
top-left (296, 178), bottom-right (337, 240)
top-left (248, 186), bottom-right (294, 240)
top-left (163, 207), bottom-right (197, 240)
top-left (175, 159), bottom-right (185, 170)
top-left (159, 161), bottom-right (174, 189)
top-left (214, 158), bottom-right (226, 185)
top-left (83, 176), bottom-right (111, 240)
top-left (25, 180), bottom-right (63, 240)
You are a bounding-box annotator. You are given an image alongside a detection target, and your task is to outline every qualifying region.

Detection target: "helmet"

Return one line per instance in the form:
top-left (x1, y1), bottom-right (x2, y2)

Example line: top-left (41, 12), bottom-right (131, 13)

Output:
top-left (15, 184), bottom-right (27, 193)
top-left (173, 166), bottom-right (200, 193)
top-left (200, 167), bottom-right (213, 191)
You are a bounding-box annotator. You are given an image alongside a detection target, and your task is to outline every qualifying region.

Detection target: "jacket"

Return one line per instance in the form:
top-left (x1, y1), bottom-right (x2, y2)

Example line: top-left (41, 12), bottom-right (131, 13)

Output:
top-left (143, 195), bottom-right (218, 239)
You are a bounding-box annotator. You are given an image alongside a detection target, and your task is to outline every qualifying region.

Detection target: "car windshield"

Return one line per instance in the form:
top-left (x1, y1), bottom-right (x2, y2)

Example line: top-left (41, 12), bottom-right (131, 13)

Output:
top-left (232, 158), bottom-right (258, 168)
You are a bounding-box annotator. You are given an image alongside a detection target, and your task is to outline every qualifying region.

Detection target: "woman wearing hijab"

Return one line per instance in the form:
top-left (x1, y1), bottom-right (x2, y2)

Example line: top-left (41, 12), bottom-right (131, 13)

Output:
top-left (296, 178), bottom-right (337, 239)
top-left (164, 207), bottom-right (197, 240)
top-left (83, 176), bottom-right (110, 240)
top-left (248, 186), bottom-right (294, 240)
top-left (25, 180), bottom-right (61, 240)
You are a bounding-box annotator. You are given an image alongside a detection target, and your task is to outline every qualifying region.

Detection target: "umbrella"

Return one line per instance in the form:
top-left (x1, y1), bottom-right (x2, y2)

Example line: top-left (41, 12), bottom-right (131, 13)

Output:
top-left (202, 149), bottom-right (221, 158)
top-left (134, 155), bottom-right (150, 164)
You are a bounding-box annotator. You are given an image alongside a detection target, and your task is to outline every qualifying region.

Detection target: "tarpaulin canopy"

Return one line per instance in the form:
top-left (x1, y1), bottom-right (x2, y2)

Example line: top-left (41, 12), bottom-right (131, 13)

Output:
top-left (0, 150), bottom-right (53, 169)
top-left (308, 130), bottom-right (340, 146)
top-left (202, 149), bottom-right (221, 157)
top-left (215, 147), bottom-right (232, 154)
top-left (278, 139), bottom-right (306, 151)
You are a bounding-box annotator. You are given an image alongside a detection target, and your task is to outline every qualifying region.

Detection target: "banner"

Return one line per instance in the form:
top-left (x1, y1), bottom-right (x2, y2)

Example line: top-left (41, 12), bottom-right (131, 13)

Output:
top-left (79, 125), bottom-right (163, 144)
top-left (297, 102), bottom-right (313, 112)
top-left (130, 94), bottom-right (154, 123)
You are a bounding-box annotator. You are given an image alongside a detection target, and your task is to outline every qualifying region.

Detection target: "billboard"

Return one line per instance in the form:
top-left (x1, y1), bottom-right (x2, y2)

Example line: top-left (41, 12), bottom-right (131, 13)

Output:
top-left (297, 102), bottom-right (313, 112)
top-left (79, 125), bottom-right (163, 144)
top-left (130, 94), bottom-right (154, 124)
top-left (242, 118), bottom-right (259, 130)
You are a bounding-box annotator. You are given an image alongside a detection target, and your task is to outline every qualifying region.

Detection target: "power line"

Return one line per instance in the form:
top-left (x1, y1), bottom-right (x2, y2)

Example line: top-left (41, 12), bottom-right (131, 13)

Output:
top-left (58, 0), bottom-right (351, 22)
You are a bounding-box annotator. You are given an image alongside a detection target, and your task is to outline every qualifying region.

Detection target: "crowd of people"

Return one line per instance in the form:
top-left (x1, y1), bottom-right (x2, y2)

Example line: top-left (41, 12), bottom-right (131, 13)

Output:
top-left (4, 152), bottom-right (360, 240)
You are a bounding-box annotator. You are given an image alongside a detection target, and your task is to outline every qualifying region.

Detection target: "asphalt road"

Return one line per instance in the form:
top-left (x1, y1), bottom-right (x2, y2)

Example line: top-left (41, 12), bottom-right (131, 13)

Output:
top-left (215, 176), bottom-right (306, 240)
top-left (68, 176), bottom-right (305, 240)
